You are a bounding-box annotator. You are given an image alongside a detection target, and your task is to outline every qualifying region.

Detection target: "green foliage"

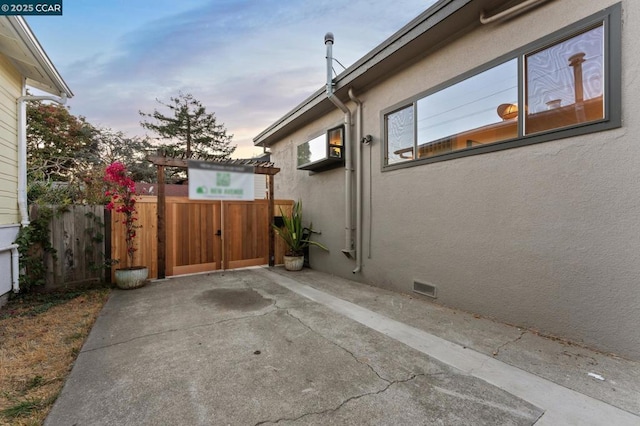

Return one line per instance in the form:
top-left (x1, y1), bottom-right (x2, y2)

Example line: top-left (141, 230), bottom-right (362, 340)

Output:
top-left (84, 211), bottom-right (118, 273)
top-left (140, 92), bottom-right (236, 181)
top-left (13, 206), bottom-right (57, 292)
top-left (27, 181), bottom-right (77, 205)
top-left (272, 200), bottom-right (328, 256)
top-left (91, 128), bottom-right (155, 183)
top-left (0, 398), bottom-right (44, 419)
top-left (27, 101), bottom-right (96, 182)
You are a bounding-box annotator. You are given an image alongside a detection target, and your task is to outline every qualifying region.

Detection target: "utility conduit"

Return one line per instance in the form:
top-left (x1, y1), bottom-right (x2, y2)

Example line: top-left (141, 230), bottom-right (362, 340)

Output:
top-left (349, 88), bottom-right (362, 274)
top-left (480, 0), bottom-right (551, 24)
top-left (0, 244), bottom-right (20, 293)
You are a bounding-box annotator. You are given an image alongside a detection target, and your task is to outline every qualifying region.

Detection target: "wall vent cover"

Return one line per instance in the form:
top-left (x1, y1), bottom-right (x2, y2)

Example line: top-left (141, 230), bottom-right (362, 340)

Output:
top-left (413, 280), bottom-right (437, 298)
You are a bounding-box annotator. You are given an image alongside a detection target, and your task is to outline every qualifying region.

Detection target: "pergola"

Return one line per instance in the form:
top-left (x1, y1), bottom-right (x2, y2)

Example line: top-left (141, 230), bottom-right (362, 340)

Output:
top-left (147, 153), bottom-right (280, 278)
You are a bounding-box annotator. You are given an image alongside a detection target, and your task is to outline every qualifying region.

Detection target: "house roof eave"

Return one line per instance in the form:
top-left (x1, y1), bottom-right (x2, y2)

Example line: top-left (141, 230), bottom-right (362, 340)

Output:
top-left (253, 0), bottom-right (523, 148)
top-left (1, 16), bottom-right (73, 97)
top-left (253, 0), bottom-right (477, 148)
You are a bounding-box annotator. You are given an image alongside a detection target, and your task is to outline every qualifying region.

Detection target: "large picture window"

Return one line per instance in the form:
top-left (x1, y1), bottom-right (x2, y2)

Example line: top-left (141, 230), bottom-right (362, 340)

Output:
top-left (383, 5), bottom-right (620, 169)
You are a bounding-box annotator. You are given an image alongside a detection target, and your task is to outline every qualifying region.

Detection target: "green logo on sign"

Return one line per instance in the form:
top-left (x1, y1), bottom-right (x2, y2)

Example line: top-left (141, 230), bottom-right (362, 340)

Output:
top-left (217, 172), bottom-right (231, 187)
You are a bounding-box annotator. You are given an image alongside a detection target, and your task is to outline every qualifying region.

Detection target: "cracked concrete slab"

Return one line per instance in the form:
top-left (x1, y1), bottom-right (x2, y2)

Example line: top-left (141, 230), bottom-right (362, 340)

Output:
top-left (45, 268), bottom-right (637, 425)
top-left (267, 374), bottom-right (540, 426)
top-left (269, 267), bottom-right (640, 416)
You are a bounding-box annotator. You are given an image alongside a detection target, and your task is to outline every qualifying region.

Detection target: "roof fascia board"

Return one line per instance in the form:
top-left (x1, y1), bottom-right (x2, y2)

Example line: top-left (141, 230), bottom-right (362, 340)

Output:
top-left (8, 16), bottom-right (72, 97)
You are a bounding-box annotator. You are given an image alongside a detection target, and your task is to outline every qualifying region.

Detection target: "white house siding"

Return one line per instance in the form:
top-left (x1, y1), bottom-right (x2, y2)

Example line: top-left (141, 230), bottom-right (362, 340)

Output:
top-left (268, 0), bottom-right (640, 359)
top-left (0, 52), bottom-right (21, 297)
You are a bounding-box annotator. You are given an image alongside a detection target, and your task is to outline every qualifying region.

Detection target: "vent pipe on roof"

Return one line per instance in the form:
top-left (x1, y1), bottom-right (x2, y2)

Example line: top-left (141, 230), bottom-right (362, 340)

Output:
top-left (325, 33), bottom-right (355, 260)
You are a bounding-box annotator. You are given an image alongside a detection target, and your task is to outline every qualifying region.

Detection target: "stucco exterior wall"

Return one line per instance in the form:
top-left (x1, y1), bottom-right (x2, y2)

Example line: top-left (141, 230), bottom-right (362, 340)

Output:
top-left (0, 52), bottom-right (21, 296)
top-left (269, 0), bottom-right (640, 360)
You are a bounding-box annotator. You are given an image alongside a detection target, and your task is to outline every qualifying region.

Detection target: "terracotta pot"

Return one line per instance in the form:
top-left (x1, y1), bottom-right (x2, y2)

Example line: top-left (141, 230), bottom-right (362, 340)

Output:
top-left (114, 266), bottom-right (148, 289)
top-left (283, 255), bottom-right (304, 271)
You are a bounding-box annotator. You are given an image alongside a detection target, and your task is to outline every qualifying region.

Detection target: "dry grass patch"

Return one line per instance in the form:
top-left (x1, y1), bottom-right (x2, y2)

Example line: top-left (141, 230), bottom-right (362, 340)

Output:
top-left (0, 288), bottom-right (110, 425)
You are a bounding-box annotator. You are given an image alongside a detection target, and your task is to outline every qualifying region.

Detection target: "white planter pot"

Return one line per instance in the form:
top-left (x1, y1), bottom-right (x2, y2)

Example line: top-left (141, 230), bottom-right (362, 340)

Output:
top-left (283, 255), bottom-right (304, 271)
top-left (114, 266), bottom-right (148, 290)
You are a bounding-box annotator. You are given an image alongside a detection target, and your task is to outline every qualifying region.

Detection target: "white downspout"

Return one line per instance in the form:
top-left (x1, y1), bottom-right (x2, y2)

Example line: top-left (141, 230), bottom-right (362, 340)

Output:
top-left (348, 88), bottom-right (363, 274)
top-left (17, 87), bottom-right (68, 226)
top-left (0, 244), bottom-right (20, 293)
top-left (325, 33), bottom-right (355, 259)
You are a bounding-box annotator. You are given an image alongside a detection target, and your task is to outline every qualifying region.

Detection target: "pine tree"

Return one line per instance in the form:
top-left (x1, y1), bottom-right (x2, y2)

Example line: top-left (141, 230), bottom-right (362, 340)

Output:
top-left (139, 92), bottom-right (236, 160)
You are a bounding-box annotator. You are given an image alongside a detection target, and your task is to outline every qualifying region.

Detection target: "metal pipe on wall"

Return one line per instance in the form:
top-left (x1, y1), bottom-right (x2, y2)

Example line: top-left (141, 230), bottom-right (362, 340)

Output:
top-left (480, 0), bottom-right (551, 24)
top-left (325, 33), bottom-right (355, 259)
top-left (0, 244), bottom-right (20, 293)
top-left (349, 88), bottom-right (362, 273)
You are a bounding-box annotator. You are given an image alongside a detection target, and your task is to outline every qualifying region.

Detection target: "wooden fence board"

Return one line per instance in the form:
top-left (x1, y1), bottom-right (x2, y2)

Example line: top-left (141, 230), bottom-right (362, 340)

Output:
top-left (110, 196), bottom-right (157, 280)
top-left (111, 197), bottom-right (293, 279)
top-left (43, 205), bottom-right (106, 288)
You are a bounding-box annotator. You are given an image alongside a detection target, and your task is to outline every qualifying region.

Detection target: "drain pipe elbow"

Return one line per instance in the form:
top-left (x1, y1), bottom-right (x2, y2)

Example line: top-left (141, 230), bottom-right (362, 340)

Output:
top-left (17, 91), bottom-right (68, 226)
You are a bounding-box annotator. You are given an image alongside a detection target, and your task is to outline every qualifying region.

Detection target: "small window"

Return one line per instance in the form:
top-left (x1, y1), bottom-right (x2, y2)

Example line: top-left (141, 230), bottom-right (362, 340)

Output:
top-left (297, 125), bottom-right (345, 171)
top-left (386, 105), bottom-right (414, 164)
top-left (383, 5), bottom-right (620, 170)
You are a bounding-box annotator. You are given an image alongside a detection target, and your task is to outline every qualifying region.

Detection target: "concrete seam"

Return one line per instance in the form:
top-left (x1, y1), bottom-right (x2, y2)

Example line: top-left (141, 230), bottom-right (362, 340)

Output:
top-left (81, 307), bottom-right (278, 353)
top-left (253, 373), bottom-right (424, 425)
top-left (532, 409), bottom-right (548, 424)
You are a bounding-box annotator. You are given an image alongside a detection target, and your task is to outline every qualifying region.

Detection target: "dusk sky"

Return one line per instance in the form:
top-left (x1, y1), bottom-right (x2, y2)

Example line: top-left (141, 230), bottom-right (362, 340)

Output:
top-left (26, 0), bottom-right (436, 159)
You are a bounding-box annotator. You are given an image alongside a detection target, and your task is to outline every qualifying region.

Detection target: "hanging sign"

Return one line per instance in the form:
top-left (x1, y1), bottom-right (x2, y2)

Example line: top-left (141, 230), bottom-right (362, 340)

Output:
top-left (188, 160), bottom-right (254, 200)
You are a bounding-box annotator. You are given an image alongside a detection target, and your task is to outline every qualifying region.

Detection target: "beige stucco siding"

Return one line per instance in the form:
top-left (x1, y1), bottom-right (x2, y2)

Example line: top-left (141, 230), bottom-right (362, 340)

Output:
top-left (269, 0), bottom-right (640, 359)
top-left (0, 52), bottom-right (21, 226)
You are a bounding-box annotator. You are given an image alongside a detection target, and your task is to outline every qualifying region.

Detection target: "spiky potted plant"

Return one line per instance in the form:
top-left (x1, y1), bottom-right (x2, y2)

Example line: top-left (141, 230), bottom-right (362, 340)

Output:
top-left (273, 200), bottom-right (328, 271)
top-left (105, 161), bottom-right (147, 289)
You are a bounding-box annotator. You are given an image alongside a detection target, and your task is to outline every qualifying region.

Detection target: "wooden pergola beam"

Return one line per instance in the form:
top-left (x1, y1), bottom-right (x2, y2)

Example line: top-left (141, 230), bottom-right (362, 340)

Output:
top-left (147, 155), bottom-right (280, 175)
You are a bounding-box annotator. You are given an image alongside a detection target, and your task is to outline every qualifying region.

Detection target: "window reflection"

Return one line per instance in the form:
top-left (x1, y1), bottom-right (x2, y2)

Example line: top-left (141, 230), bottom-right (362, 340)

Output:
top-left (383, 19), bottom-right (610, 167)
top-left (416, 59), bottom-right (518, 158)
top-left (297, 134), bottom-right (325, 167)
top-left (525, 25), bottom-right (604, 134)
top-left (297, 125), bottom-right (345, 171)
top-left (386, 105), bottom-right (414, 164)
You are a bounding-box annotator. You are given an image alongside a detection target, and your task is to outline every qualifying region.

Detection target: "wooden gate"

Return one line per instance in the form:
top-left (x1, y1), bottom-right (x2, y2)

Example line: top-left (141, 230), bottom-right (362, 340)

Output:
top-left (111, 197), bottom-right (293, 279)
top-left (167, 197), bottom-right (222, 276)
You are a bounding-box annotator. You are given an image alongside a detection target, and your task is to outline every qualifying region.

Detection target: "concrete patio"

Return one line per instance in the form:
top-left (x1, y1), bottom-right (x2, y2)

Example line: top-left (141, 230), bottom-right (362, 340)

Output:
top-left (45, 267), bottom-right (640, 425)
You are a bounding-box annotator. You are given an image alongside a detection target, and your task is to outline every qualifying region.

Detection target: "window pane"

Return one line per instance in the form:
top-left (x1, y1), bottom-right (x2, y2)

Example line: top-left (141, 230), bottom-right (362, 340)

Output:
top-left (297, 134), bottom-right (325, 167)
top-left (386, 105), bottom-right (414, 164)
top-left (525, 25), bottom-right (604, 134)
top-left (416, 59), bottom-right (518, 158)
top-left (328, 127), bottom-right (343, 146)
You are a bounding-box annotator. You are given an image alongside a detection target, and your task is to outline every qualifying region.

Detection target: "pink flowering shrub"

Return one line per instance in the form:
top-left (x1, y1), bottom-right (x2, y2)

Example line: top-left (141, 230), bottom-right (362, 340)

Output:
top-left (104, 162), bottom-right (139, 268)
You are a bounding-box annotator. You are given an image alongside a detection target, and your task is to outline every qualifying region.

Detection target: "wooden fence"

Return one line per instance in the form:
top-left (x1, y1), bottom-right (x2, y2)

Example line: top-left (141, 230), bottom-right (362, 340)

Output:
top-left (111, 197), bottom-right (293, 280)
top-left (30, 204), bottom-right (108, 289)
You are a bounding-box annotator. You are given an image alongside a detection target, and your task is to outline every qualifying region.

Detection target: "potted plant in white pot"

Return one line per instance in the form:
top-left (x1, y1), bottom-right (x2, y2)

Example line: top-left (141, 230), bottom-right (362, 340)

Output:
top-left (105, 161), bottom-right (148, 289)
top-left (273, 200), bottom-right (328, 271)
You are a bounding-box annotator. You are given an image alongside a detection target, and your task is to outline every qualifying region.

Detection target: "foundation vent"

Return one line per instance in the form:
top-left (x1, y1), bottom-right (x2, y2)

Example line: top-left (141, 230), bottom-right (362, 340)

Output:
top-left (413, 280), bottom-right (437, 298)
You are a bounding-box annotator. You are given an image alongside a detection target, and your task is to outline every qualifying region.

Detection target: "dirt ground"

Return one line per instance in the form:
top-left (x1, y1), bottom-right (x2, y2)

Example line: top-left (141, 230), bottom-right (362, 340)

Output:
top-left (0, 288), bottom-right (110, 425)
